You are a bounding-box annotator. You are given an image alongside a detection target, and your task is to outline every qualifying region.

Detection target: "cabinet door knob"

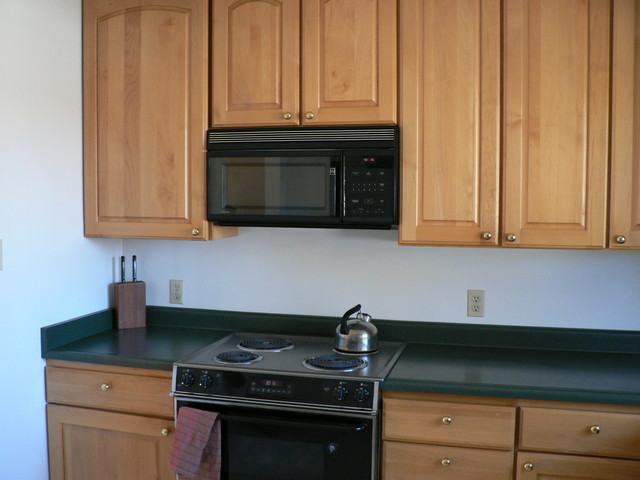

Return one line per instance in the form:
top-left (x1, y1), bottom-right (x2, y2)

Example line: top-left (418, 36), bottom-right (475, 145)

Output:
top-left (482, 232), bottom-right (493, 240)
top-left (442, 416), bottom-right (453, 425)
top-left (441, 458), bottom-right (452, 467)
top-left (590, 425), bottom-right (601, 434)
top-left (192, 228), bottom-right (201, 236)
top-left (615, 235), bottom-right (626, 244)
top-left (161, 428), bottom-right (170, 436)
top-left (100, 383), bottom-right (111, 392)
top-left (283, 112), bottom-right (293, 120)
top-left (305, 112), bottom-right (315, 120)
top-left (523, 463), bottom-right (534, 471)
top-left (506, 234), bottom-right (517, 242)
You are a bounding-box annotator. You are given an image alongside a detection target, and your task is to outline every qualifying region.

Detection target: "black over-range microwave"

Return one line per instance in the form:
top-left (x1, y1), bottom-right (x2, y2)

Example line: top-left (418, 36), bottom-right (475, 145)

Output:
top-left (207, 125), bottom-right (399, 229)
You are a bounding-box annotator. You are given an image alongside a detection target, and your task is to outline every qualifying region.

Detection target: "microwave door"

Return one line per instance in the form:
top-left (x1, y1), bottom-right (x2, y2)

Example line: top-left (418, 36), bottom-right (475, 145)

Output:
top-left (208, 151), bottom-right (341, 226)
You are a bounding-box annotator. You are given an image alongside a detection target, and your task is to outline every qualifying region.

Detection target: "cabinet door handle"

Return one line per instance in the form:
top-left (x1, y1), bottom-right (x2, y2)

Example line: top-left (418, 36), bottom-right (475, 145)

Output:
top-left (100, 383), bottom-right (111, 392)
top-left (283, 112), bottom-right (293, 120)
top-left (482, 232), bottom-right (493, 240)
top-left (506, 234), bottom-right (517, 242)
top-left (523, 463), bottom-right (534, 471)
top-left (161, 428), bottom-right (170, 436)
top-left (615, 235), bottom-right (626, 244)
top-left (305, 112), bottom-right (315, 120)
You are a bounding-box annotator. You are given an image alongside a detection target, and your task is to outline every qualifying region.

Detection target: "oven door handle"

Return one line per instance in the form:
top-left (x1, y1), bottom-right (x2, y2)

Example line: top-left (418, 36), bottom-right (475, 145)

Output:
top-left (219, 413), bottom-right (369, 432)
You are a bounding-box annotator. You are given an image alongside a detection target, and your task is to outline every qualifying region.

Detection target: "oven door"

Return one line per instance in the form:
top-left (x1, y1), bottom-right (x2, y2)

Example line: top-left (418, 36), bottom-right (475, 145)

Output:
top-left (176, 399), bottom-right (377, 480)
top-left (208, 150), bottom-right (341, 227)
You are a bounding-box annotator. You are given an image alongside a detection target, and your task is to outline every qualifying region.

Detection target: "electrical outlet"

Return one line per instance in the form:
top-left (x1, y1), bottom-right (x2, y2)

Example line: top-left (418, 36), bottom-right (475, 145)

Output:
top-left (170, 279), bottom-right (184, 304)
top-left (467, 289), bottom-right (484, 317)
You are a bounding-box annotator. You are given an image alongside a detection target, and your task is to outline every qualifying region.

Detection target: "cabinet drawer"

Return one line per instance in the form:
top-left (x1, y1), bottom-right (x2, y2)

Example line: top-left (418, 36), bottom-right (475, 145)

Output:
top-left (520, 407), bottom-right (640, 460)
top-left (383, 398), bottom-right (516, 449)
top-left (514, 452), bottom-right (640, 480)
top-left (383, 441), bottom-right (513, 480)
top-left (46, 366), bottom-right (173, 418)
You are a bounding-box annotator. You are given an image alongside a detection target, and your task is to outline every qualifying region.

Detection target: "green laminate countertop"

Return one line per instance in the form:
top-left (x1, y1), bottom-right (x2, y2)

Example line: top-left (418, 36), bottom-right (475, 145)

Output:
top-left (41, 307), bottom-right (640, 405)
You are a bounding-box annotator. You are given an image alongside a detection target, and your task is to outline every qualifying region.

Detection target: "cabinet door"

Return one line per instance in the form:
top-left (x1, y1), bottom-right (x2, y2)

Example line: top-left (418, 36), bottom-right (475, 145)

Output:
top-left (515, 452), bottom-right (640, 480)
top-left (503, 0), bottom-right (610, 248)
top-left (211, 0), bottom-right (300, 126)
top-left (47, 404), bottom-right (174, 480)
top-left (302, 0), bottom-right (397, 124)
top-left (399, 0), bottom-right (501, 245)
top-left (83, 0), bottom-right (235, 240)
top-left (610, 0), bottom-right (640, 249)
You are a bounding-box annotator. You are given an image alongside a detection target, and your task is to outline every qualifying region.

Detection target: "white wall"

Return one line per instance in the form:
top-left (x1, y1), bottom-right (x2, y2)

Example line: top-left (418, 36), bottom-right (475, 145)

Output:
top-left (0, 1), bottom-right (121, 478)
top-left (125, 228), bottom-right (640, 330)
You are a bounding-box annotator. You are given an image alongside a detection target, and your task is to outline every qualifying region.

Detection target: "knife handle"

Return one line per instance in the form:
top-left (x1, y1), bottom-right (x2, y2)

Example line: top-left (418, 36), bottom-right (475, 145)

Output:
top-left (120, 256), bottom-right (126, 283)
top-left (132, 255), bottom-right (137, 282)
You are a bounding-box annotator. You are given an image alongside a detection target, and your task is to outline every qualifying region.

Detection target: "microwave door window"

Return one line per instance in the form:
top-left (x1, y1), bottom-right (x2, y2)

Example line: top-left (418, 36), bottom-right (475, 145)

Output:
top-left (219, 157), bottom-right (336, 216)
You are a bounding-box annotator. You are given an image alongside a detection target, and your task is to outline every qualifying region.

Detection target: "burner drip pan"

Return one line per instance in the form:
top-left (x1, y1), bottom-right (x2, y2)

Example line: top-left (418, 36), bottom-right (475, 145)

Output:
top-left (302, 354), bottom-right (368, 372)
top-left (214, 351), bottom-right (263, 365)
top-left (237, 336), bottom-right (294, 352)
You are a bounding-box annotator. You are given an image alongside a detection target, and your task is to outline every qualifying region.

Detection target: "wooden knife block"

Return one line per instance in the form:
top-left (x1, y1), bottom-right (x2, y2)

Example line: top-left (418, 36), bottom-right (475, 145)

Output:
top-left (114, 281), bottom-right (146, 329)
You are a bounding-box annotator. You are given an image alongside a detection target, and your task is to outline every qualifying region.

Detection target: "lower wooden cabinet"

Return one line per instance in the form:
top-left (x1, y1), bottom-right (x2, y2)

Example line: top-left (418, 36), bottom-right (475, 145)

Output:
top-left (45, 360), bottom-right (174, 480)
top-left (47, 404), bottom-right (174, 480)
top-left (382, 392), bottom-right (640, 480)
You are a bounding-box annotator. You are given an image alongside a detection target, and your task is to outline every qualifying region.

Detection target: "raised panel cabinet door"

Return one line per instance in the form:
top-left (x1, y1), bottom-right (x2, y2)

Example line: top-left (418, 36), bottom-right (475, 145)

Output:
top-left (302, 0), bottom-right (397, 124)
top-left (47, 404), bottom-right (175, 480)
top-left (503, 0), bottom-right (610, 248)
top-left (83, 0), bottom-right (235, 240)
top-left (399, 0), bottom-right (501, 245)
top-left (610, 0), bottom-right (640, 249)
top-left (515, 452), bottom-right (640, 480)
top-left (211, 0), bottom-right (301, 126)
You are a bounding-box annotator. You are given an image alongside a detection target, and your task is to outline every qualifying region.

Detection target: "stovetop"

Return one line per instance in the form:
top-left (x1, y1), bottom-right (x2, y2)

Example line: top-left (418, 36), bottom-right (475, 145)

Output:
top-left (172, 332), bottom-right (405, 412)
top-left (175, 332), bottom-right (405, 381)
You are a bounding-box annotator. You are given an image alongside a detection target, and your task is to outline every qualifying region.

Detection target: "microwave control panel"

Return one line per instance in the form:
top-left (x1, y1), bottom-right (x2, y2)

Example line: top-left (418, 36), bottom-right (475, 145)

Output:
top-left (343, 153), bottom-right (397, 223)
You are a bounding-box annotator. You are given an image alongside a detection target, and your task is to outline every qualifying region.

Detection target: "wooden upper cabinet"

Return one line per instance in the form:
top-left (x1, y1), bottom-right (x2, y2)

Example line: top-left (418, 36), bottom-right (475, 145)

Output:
top-left (399, 0), bottom-right (501, 246)
top-left (83, 0), bottom-right (235, 240)
top-left (610, 0), bottom-right (640, 249)
top-left (212, 0), bottom-right (397, 126)
top-left (212, 0), bottom-right (301, 126)
top-left (502, 0), bottom-right (611, 248)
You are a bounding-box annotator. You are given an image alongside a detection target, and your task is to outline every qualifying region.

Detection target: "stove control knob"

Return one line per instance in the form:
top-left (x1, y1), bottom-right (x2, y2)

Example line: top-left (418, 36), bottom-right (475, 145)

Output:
top-left (199, 374), bottom-right (214, 389)
top-left (333, 385), bottom-right (349, 401)
top-left (354, 387), bottom-right (371, 403)
top-left (179, 372), bottom-right (195, 387)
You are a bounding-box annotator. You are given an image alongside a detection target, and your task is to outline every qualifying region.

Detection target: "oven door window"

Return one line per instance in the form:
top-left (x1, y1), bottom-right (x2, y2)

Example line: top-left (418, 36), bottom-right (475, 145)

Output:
top-left (178, 403), bottom-right (374, 480)
top-left (209, 153), bottom-right (339, 219)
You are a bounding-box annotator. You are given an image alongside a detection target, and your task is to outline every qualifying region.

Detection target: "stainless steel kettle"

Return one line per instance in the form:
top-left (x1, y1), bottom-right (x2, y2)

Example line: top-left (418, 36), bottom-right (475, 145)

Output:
top-left (335, 304), bottom-right (379, 354)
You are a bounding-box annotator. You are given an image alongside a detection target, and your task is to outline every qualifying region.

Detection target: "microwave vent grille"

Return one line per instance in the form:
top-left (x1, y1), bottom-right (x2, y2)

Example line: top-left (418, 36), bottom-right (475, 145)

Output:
top-left (208, 127), bottom-right (397, 144)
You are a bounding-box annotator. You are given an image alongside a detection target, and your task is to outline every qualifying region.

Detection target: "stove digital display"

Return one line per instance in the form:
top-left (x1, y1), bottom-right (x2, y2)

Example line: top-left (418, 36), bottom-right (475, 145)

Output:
top-left (248, 377), bottom-right (293, 398)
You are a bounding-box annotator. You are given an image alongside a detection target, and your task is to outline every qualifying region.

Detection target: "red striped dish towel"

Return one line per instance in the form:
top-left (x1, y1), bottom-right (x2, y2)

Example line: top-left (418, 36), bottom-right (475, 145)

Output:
top-left (169, 407), bottom-right (221, 480)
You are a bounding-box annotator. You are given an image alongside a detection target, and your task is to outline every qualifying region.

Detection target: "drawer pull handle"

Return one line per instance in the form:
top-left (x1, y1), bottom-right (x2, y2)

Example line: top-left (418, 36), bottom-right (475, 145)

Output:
top-left (590, 425), bottom-right (601, 434)
top-left (442, 416), bottom-right (453, 425)
top-left (100, 383), bottom-right (111, 392)
top-left (441, 458), bottom-right (452, 467)
top-left (524, 463), bottom-right (534, 472)
top-left (161, 428), bottom-right (170, 437)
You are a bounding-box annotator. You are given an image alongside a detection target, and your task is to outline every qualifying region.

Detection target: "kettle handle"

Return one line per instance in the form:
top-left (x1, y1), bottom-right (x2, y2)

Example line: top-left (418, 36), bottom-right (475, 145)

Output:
top-left (340, 304), bottom-right (361, 334)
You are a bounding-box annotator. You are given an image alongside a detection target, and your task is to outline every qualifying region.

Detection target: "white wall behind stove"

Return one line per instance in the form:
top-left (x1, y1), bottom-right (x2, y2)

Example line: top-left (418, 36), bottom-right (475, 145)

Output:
top-left (124, 228), bottom-right (640, 330)
top-left (0, 1), bottom-right (122, 478)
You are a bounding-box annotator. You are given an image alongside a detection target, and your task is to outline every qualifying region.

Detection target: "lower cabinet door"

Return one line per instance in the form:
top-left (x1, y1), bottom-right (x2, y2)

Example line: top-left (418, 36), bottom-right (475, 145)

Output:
top-left (383, 441), bottom-right (513, 480)
top-left (515, 452), bottom-right (640, 480)
top-left (47, 404), bottom-right (174, 480)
